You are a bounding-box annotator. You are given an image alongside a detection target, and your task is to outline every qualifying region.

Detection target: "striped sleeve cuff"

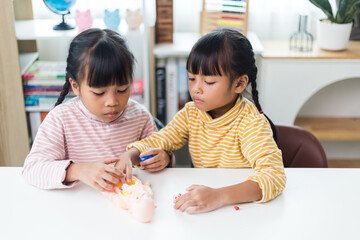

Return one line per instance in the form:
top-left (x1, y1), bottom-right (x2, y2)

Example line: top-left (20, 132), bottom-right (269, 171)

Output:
top-left (247, 173), bottom-right (286, 203)
top-left (127, 141), bottom-right (149, 152)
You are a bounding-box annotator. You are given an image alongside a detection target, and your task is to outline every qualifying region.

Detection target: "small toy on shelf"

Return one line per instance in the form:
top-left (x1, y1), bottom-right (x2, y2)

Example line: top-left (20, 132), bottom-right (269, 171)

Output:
top-left (104, 176), bottom-right (155, 223)
top-left (75, 9), bottom-right (93, 33)
top-left (200, 0), bottom-right (249, 36)
top-left (126, 9), bottom-right (143, 31)
top-left (104, 9), bottom-right (121, 31)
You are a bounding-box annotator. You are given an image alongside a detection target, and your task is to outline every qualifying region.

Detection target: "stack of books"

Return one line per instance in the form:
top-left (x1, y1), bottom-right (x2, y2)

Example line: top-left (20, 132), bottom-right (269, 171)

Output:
top-left (22, 61), bottom-right (74, 110)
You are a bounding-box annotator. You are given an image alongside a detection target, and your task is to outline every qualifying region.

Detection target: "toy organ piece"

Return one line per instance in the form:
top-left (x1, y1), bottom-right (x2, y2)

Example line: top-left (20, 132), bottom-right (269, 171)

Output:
top-left (126, 9), bottom-right (143, 31)
top-left (155, 0), bottom-right (173, 43)
top-left (105, 176), bottom-right (155, 223)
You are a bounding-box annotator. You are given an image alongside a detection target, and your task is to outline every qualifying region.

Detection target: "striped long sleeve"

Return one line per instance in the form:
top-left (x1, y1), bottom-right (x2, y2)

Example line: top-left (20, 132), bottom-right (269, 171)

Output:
top-left (22, 98), bottom-right (157, 189)
top-left (129, 97), bottom-right (286, 202)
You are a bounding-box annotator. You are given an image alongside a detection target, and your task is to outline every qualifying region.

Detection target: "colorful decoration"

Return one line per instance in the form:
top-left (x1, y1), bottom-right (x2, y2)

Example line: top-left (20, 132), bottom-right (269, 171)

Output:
top-left (104, 9), bottom-right (121, 31)
top-left (75, 9), bottom-right (93, 33)
top-left (126, 8), bottom-right (143, 31)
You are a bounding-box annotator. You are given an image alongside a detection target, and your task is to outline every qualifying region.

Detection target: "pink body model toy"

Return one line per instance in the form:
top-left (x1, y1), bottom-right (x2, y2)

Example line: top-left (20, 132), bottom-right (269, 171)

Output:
top-left (105, 177), bottom-right (155, 223)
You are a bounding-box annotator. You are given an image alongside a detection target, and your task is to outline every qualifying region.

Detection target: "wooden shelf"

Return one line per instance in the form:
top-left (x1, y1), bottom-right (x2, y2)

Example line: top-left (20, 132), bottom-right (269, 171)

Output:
top-left (19, 52), bottom-right (39, 75)
top-left (153, 31), bottom-right (263, 58)
top-left (15, 19), bottom-right (142, 40)
top-left (294, 117), bottom-right (360, 141)
top-left (261, 41), bottom-right (360, 59)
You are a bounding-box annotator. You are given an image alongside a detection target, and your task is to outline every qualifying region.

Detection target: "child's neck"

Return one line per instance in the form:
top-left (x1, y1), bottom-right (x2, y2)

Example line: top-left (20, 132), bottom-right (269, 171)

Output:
top-left (208, 96), bottom-right (238, 119)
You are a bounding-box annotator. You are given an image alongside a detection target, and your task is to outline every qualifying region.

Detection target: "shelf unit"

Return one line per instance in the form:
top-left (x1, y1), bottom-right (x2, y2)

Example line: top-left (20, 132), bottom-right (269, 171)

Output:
top-left (294, 117), bottom-right (360, 141)
top-left (0, 0), bottom-right (33, 166)
top-left (1, 0), bottom-right (152, 166)
top-left (153, 31), bottom-right (263, 58)
top-left (259, 40), bottom-right (360, 162)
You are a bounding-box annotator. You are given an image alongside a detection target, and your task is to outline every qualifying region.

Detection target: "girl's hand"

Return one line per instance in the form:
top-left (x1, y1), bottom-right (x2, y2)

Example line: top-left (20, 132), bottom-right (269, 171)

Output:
top-left (140, 148), bottom-right (170, 172)
top-left (66, 159), bottom-right (123, 192)
top-left (114, 151), bottom-right (133, 184)
top-left (173, 185), bottom-right (225, 214)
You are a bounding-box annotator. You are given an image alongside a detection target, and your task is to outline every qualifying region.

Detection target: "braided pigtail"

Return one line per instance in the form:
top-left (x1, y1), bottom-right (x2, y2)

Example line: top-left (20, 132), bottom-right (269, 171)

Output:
top-left (55, 73), bottom-right (71, 107)
top-left (250, 74), bottom-right (278, 142)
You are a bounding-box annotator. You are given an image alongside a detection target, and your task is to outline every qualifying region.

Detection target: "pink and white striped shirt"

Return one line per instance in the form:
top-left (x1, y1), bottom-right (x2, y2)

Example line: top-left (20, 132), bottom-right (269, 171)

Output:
top-left (22, 97), bottom-right (157, 189)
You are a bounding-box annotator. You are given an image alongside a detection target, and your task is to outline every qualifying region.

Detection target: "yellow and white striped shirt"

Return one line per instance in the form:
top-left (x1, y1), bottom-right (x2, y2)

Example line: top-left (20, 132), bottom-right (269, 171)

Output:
top-left (128, 96), bottom-right (286, 202)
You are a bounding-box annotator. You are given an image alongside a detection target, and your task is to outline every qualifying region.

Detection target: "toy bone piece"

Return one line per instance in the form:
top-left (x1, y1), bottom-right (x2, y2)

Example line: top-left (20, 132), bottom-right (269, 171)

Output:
top-left (105, 176), bottom-right (155, 223)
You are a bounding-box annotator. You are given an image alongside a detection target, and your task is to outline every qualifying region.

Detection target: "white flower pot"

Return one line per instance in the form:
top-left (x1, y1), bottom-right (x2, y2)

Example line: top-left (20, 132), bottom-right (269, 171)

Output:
top-left (317, 20), bottom-right (353, 51)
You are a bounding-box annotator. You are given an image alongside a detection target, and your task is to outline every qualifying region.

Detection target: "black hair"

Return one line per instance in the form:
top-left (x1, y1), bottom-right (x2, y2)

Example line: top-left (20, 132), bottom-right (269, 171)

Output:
top-left (186, 29), bottom-right (277, 141)
top-left (55, 28), bottom-right (135, 106)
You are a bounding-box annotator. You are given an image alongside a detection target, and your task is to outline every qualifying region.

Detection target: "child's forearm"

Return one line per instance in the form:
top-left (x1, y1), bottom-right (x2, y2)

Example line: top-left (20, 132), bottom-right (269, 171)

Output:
top-left (218, 180), bottom-right (263, 205)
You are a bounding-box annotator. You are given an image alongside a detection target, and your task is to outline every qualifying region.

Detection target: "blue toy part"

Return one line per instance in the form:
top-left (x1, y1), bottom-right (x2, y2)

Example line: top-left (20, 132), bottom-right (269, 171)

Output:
top-left (139, 155), bottom-right (154, 162)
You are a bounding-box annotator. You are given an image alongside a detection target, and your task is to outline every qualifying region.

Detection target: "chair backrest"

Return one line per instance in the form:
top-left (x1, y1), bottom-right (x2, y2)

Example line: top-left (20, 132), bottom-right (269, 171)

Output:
top-left (275, 125), bottom-right (328, 168)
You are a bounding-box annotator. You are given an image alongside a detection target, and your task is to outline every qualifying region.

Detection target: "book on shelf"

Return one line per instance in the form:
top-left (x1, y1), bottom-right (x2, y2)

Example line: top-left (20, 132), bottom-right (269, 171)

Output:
top-left (165, 57), bottom-right (178, 123)
top-left (155, 59), bottom-right (167, 125)
top-left (24, 95), bottom-right (73, 108)
top-left (27, 111), bottom-right (49, 143)
top-left (177, 58), bottom-right (190, 110)
top-left (130, 79), bottom-right (145, 104)
top-left (22, 61), bottom-right (66, 80)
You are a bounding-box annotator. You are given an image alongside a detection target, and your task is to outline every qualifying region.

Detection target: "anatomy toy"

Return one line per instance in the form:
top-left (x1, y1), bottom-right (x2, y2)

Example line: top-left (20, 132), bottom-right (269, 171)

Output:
top-left (105, 176), bottom-right (155, 223)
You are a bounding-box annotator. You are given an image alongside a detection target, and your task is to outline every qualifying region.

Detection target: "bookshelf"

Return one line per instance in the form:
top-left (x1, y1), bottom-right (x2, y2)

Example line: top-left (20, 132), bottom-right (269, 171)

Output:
top-left (0, 0), bottom-right (152, 166)
top-left (0, 0), bottom-right (32, 166)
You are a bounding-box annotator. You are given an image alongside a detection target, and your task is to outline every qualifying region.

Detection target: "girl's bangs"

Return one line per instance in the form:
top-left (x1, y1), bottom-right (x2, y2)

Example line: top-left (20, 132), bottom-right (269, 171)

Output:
top-left (87, 39), bottom-right (133, 87)
top-left (186, 34), bottom-right (228, 76)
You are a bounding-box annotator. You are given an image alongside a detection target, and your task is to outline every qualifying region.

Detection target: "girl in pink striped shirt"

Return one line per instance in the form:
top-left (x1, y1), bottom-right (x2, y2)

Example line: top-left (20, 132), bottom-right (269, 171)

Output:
top-left (22, 28), bottom-right (171, 191)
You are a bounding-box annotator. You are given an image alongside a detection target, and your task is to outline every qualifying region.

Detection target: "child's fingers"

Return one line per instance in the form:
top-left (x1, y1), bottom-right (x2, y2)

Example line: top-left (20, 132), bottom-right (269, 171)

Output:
top-left (186, 206), bottom-right (202, 214)
top-left (140, 148), bottom-right (160, 157)
top-left (104, 165), bottom-right (123, 178)
top-left (143, 160), bottom-right (164, 172)
top-left (97, 178), bottom-right (115, 192)
top-left (178, 198), bottom-right (197, 212)
top-left (186, 184), bottom-right (200, 191)
top-left (125, 163), bottom-right (133, 183)
top-left (102, 172), bottom-right (120, 186)
top-left (103, 158), bottom-right (119, 165)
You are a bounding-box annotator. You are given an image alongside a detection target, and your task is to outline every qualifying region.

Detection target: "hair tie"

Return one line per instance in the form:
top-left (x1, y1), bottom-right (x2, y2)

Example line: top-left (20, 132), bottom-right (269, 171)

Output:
top-left (259, 110), bottom-right (264, 114)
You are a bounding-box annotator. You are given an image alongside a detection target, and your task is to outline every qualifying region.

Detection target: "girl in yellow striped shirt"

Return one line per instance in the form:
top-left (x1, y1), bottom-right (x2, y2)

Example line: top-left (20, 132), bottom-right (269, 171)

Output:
top-left (116, 29), bottom-right (286, 213)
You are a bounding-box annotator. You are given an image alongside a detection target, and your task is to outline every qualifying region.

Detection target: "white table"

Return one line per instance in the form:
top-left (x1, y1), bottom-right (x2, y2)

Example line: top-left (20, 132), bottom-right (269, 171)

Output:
top-left (1, 167), bottom-right (360, 240)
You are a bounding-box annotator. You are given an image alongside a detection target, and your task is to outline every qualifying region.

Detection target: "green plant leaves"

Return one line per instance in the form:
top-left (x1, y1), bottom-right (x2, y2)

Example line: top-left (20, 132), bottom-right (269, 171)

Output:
top-left (336, 0), bottom-right (360, 23)
top-left (309, 0), bottom-right (335, 22)
top-left (310, 0), bottom-right (360, 23)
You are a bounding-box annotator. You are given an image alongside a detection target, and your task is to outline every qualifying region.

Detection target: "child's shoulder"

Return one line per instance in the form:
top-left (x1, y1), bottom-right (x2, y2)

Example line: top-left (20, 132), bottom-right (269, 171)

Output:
top-left (124, 99), bottom-right (152, 119)
top-left (47, 97), bottom-right (79, 118)
top-left (240, 97), bottom-right (266, 122)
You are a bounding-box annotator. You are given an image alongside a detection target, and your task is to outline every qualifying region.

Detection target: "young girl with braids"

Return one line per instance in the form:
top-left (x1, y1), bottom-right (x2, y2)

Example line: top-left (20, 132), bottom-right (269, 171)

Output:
top-left (22, 28), bottom-right (172, 191)
top-left (119, 29), bottom-right (286, 213)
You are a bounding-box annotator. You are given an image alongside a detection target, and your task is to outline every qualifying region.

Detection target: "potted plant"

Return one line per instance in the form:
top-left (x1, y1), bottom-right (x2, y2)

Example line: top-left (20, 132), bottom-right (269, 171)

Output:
top-left (309, 0), bottom-right (360, 50)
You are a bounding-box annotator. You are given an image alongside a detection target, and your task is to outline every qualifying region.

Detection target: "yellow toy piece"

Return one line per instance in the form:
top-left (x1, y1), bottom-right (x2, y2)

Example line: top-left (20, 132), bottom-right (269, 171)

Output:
top-left (118, 178), bottom-right (136, 196)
